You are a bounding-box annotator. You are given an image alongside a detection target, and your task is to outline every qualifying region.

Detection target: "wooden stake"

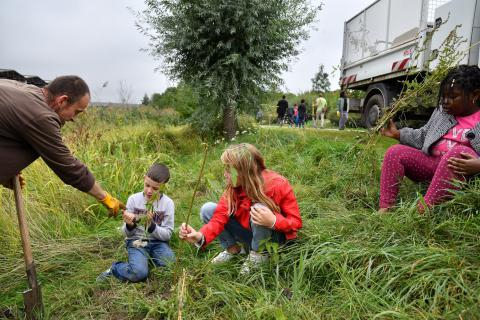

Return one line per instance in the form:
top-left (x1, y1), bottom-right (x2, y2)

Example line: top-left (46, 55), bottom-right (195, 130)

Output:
top-left (177, 268), bottom-right (187, 320)
top-left (184, 143), bottom-right (208, 226)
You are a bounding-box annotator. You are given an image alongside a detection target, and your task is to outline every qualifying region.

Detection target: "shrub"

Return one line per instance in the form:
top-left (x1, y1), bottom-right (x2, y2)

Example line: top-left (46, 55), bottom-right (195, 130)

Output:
top-left (237, 113), bottom-right (259, 135)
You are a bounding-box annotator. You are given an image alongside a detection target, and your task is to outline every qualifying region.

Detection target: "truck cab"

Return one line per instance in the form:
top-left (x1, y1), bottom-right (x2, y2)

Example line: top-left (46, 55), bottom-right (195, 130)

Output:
top-left (340, 0), bottom-right (480, 128)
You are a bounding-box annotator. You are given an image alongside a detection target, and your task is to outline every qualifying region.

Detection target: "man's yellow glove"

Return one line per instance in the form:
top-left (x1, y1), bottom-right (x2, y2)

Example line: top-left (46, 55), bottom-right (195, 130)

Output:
top-left (336, 110), bottom-right (340, 118)
top-left (101, 192), bottom-right (126, 217)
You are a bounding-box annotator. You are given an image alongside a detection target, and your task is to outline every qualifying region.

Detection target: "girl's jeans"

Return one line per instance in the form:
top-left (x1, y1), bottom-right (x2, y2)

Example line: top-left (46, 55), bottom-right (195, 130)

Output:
top-left (200, 202), bottom-right (286, 252)
top-left (379, 144), bottom-right (477, 209)
top-left (111, 239), bottom-right (175, 282)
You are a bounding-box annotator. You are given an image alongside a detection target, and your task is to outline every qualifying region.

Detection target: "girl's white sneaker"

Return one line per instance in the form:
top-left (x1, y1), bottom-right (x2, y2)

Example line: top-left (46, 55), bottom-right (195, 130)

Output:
top-left (211, 247), bottom-right (246, 264)
top-left (239, 251), bottom-right (268, 275)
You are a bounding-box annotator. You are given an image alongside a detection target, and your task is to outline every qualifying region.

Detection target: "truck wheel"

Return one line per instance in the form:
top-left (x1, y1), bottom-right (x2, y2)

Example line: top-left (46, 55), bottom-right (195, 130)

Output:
top-left (363, 94), bottom-right (384, 129)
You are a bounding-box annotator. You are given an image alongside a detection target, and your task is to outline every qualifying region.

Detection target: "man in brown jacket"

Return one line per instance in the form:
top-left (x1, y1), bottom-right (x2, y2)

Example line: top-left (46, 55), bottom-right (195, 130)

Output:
top-left (0, 75), bottom-right (124, 216)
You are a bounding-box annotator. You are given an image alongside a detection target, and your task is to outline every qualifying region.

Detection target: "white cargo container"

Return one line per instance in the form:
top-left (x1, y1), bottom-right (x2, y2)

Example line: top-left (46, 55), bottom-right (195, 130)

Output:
top-left (340, 0), bottom-right (480, 128)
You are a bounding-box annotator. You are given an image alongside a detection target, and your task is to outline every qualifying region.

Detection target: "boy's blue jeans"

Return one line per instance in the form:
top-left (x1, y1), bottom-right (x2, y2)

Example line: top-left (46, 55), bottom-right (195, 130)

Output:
top-left (200, 202), bottom-right (285, 252)
top-left (111, 239), bottom-right (175, 282)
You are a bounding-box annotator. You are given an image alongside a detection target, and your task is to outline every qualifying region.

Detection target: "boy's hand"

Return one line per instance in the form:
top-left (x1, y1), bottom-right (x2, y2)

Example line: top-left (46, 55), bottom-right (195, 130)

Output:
top-left (123, 211), bottom-right (136, 226)
top-left (448, 152), bottom-right (480, 176)
top-left (380, 119), bottom-right (400, 140)
top-left (178, 223), bottom-right (203, 244)
top-left (146, 211), bottom-right (155, 224)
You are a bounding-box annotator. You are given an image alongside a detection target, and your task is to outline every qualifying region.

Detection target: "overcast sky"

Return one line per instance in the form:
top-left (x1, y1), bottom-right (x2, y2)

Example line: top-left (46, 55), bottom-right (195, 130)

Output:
top-left (0, 0), bottom-right (372, 103)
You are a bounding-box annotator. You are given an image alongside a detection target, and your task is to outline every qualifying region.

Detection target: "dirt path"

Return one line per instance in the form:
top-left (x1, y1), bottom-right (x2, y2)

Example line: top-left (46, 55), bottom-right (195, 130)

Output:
top-left (259, 124), bottom-right (368, 133)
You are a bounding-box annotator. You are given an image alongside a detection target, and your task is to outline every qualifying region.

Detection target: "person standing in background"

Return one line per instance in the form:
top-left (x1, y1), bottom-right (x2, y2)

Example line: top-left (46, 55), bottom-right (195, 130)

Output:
top-left (315, 93), bottom-right (328, 128)
top-left (276, 95), bottom-right (289, 126)
top-left (287, 104), bottom-right (294, 127)
top-left (298, 99), bottom-right (307, 129)
top-left (293, 104), bottom-right (299, 127)
top-left (338, 91), bottom-right (349, 130)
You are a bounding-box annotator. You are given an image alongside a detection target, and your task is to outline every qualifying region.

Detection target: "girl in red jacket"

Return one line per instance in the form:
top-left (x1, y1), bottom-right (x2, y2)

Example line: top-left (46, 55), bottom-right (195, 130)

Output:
top-left (179, 143), bottom-right (302, 274)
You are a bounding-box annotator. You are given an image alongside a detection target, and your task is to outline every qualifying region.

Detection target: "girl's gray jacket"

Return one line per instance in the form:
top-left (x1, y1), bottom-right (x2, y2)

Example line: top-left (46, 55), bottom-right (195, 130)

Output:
top-left (399, 108), bottom-right (480, 155)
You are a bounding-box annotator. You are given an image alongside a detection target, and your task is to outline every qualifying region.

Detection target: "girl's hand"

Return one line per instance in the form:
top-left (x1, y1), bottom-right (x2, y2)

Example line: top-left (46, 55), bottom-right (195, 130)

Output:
top-left (448, 152), bottom-right (480, 175)
top-left (178, 223), bottom-right (203, 244)
top-left (380, 119), bottom-right (400, 140)
top-left (250, 204), bottom-right (276, 228)
top-left (123, 211), bottom-right (136, 226)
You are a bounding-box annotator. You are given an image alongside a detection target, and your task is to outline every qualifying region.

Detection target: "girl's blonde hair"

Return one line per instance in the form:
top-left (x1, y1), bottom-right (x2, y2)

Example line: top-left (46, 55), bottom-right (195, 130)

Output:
top-left (221, 143), bottom-right (280, 215)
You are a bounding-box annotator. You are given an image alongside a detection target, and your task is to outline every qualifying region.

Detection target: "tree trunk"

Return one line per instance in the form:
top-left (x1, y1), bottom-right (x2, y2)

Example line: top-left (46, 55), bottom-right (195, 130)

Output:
top-left (223, 104), bottom-right (236, 140)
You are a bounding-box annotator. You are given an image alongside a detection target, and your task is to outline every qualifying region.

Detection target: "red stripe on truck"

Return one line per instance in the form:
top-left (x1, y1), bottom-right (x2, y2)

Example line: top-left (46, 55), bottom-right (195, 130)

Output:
top-left (341, 74), bottom-right (357, 85)
top-left (392, 58), bottom-right (410, 72)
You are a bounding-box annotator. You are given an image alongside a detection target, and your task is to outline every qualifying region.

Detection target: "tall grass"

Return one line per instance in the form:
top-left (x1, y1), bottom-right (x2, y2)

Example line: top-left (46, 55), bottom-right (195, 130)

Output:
top-left (0, 107), bottom-right (479, 319)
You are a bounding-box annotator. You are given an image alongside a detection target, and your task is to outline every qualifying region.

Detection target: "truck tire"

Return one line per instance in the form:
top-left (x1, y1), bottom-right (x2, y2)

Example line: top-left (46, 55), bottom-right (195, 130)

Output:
top-left (363, 94), bottom-right (384, 129)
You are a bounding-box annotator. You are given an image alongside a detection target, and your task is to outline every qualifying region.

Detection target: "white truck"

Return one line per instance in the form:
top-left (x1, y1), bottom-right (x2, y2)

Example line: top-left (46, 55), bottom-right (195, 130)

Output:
top-left (340, 0), bottom-right (480, 127)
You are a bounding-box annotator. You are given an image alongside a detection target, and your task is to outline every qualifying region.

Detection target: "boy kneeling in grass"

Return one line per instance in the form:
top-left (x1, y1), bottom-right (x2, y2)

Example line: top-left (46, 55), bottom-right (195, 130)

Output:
top-left (97, 163), bottom-right (175, 282)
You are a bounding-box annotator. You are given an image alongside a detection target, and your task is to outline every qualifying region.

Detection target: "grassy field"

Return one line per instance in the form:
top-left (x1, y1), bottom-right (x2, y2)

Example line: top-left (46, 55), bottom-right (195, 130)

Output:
top-left (1, 107), bottom-right (479, 319)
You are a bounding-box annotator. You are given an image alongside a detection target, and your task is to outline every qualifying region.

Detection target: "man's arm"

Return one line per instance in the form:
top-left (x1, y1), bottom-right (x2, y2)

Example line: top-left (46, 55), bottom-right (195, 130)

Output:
top-left (87, 181), bottom-right (125, 216)
top-left (88, 181), bottom-right (107, 200)
top-left (21, 115), bottom-right (124, 215)
top-left (21, 115), bottom-right (94, 191)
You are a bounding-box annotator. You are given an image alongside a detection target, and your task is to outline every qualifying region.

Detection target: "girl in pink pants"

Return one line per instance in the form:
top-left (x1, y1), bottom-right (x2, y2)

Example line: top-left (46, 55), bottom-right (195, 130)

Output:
top-left (379, 65), bottom-right (480, 212)
top-left (380, 144), bottom-right (477, 209)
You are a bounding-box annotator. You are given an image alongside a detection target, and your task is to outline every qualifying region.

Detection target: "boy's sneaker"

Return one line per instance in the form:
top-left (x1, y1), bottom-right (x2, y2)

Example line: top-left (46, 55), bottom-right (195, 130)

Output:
top-left (239, 251), bottom-right (269, 275)
top-left (211, 247), bottom-right (246, 264)
top-left (96, 267), bottom-right (113, 282)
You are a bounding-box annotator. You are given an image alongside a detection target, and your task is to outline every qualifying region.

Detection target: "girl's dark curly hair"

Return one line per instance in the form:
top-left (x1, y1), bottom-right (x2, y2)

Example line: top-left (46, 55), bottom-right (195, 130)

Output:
top-left (438, 64), bottom-right (480, 108)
